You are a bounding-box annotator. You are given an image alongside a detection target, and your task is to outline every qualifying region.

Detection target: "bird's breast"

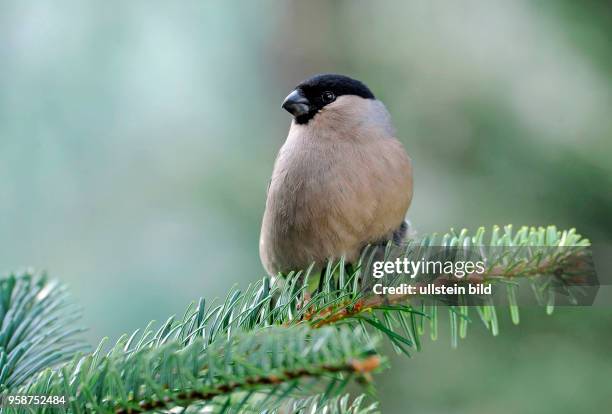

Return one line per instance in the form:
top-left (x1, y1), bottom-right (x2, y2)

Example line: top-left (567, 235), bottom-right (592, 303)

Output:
top-left (260, 128), bottom-right (412, 275)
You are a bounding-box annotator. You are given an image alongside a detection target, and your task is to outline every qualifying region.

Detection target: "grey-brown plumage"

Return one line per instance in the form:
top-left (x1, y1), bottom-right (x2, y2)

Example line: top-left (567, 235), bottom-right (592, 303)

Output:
top-left (260, 74), bottom-right (413, 276)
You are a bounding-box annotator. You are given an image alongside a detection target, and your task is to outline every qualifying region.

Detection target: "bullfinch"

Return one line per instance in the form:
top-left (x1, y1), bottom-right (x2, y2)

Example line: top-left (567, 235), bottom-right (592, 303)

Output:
top-left (260, 74), bottom-right (413, 278)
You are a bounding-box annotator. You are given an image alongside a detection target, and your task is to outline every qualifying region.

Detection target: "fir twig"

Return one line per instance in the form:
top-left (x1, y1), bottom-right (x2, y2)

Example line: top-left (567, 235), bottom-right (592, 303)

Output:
top-left (0, 271), bottom-right (86, 391)
top-left (11, 326), bottom-right (380, 414)
top-left (0, 225), bottom-right (592, 412)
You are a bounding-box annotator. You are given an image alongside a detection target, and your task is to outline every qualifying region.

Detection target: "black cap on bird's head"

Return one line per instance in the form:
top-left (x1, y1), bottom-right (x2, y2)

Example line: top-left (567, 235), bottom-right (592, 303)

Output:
top-left (282, 74), bottom-right (375, 124)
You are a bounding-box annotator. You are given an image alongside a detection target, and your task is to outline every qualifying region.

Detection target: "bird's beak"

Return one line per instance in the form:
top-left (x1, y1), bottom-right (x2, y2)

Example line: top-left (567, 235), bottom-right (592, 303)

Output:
top-left (282, 89), bottom-right (310, 117)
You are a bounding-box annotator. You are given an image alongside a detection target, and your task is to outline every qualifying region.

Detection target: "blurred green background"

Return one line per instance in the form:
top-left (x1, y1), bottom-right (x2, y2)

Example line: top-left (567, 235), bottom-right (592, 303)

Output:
top-left (1, 1), bottom-right (611, 412)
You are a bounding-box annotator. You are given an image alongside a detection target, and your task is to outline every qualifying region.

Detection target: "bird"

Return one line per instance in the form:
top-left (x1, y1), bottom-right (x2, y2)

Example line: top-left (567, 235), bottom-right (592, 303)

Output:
top-left (259, 73), bottom-right (413, 279)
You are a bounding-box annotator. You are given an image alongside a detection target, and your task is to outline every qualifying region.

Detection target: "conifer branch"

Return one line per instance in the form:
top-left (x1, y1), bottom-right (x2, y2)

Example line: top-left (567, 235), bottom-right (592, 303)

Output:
top-left (12, 326), bottom-right (380, 414)
top-left (0, 225), bottom-right (593, 412)
top-left (296, 225), bottom-right (592, 348)
top-left (0, 272), bottom-right (86, 391)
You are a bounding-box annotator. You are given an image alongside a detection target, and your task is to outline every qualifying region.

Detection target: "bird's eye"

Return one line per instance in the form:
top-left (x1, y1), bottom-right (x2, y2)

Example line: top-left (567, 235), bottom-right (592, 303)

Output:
top-left (321, 91), bottom-right (336, 103)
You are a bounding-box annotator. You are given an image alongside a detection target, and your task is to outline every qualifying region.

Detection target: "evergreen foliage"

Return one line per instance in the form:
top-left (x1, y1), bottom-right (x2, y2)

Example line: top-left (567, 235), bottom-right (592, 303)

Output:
top-left (0, 272), bottom-right (86, 392)
top-left (0, 225), bottom-right (591, 413)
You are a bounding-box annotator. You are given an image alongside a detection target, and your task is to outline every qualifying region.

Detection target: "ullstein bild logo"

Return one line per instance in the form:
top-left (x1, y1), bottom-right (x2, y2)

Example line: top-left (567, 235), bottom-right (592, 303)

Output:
top-left (359, 245), bottom-right (601, 307)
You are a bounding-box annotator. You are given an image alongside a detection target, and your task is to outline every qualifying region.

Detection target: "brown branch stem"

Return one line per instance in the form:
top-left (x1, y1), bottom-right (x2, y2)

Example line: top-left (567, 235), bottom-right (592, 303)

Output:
top-left (114, 356), bottom-right (380, 414)
top-left (307, 256), bottom-right (578, 329)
